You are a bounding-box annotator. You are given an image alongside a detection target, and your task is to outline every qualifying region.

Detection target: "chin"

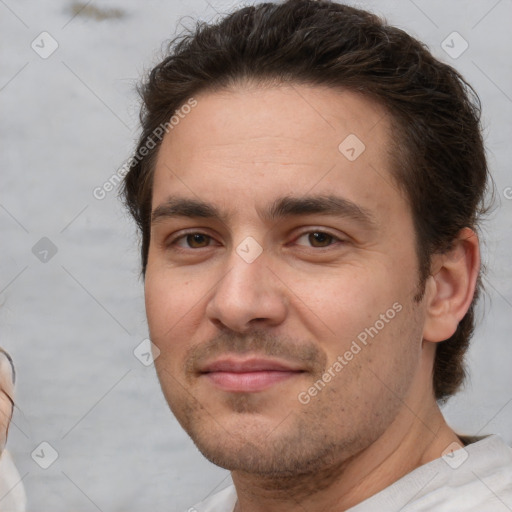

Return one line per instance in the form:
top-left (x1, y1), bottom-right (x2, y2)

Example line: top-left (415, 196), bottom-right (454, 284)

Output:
top-left (184, 411), bottom-right (349, 478)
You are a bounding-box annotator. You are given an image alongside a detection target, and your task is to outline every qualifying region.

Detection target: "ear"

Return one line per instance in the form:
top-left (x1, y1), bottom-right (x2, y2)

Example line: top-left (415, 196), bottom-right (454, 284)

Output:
top-left (422, 227), bottom-right (480, 343)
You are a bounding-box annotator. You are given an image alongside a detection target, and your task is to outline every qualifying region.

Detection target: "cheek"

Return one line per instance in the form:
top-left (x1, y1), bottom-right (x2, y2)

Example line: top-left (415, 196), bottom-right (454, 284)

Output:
top-left (144, 269), bottom-right (199, 342)
top-left (286, 258), bottom-right (417, 362)
top-left (288, 263), bottom-right (396, 328)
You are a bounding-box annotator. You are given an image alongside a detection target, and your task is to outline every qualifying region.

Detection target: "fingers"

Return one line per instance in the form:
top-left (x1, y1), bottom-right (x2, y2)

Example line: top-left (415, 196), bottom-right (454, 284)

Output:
top-left (0, 349), bottom-right (15, 452)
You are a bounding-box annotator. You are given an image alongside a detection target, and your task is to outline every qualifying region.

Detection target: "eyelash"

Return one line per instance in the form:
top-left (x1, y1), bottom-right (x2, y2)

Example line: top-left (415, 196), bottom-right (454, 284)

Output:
top-left (167, 229), bottom-right (345, 251)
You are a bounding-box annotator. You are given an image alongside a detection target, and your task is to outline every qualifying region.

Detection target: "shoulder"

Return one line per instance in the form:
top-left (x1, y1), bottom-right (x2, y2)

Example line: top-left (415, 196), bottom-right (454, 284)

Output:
top-left (406, 434), bottom-right (512, 510)
top-left (348, 434), bottom-right (512, 512)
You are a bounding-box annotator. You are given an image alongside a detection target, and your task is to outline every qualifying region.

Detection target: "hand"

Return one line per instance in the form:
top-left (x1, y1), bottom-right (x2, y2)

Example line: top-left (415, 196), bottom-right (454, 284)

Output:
top-left (0, 349), bottom-right (15, 453)
top-left (0, 349), bottom-right (26, 511)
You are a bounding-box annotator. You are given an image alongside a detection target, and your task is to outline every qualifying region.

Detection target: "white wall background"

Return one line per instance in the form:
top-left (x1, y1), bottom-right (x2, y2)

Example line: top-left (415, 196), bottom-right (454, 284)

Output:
top-left (1, 0), bottom-right (511, 510)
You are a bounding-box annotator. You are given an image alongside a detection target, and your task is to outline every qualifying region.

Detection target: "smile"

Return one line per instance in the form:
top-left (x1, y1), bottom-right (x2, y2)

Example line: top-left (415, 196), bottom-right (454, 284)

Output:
top-left (199, 357), bottom-right (305, 392)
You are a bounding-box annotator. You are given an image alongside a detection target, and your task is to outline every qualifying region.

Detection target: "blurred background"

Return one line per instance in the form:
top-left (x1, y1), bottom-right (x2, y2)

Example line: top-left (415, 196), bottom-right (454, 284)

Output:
top-left (1, 0), bottom-right (511, 510)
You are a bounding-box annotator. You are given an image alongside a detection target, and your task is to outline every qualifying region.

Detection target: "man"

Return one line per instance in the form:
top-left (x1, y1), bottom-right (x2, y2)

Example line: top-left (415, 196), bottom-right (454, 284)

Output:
top-left (122, 0), bottom-right (512, 510)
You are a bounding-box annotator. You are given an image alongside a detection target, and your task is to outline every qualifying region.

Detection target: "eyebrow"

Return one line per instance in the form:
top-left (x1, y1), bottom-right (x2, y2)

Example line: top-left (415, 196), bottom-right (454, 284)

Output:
top-left (151, 194), bottom-right (377, 229)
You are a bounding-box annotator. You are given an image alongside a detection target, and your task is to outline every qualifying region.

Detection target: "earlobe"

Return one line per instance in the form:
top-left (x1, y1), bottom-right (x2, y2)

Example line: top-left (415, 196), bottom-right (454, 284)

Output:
top-left (422, 228), bottom-right (480, 343)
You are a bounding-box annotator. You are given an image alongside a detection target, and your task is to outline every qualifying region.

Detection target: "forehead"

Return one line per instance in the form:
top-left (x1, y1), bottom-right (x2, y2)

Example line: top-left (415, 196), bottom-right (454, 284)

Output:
top-left (152, 83), bottom-right (406, 223)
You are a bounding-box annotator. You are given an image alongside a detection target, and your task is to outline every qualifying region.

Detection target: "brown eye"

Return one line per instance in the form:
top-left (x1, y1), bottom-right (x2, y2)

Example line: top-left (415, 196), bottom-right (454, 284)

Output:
top-left (308, 232), bottom-right (334, 247)
top-left (185, 233), bottom-right (211, 248)
top-left (295, 231), bottom-right (338, 248)
top-left (167, 231), bottom-right (220, 252)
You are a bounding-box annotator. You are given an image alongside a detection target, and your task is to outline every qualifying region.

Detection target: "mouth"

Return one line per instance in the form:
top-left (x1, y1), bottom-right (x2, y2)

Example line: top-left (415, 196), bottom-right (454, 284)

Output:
top-left (198, 357), bottom-right (305, 392)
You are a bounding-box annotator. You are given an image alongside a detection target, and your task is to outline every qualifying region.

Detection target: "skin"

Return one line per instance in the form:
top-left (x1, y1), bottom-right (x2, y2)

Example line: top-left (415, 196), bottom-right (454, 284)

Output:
top-left (144, 83), bottom-right (480, 511)
top-left (0, 350), bottom-right (15, 453)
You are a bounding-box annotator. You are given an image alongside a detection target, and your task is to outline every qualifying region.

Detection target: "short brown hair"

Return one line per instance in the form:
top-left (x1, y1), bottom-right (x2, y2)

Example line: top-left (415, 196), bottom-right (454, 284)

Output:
top-left (122, 0), bottom-right (491, 403)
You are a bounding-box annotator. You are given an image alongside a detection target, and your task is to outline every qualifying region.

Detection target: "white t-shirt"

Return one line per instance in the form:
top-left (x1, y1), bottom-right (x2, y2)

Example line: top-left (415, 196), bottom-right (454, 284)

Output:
top-left (188, 434), bottom-right (512, 511)
top-left (0, 449), bottom-right (26, 512)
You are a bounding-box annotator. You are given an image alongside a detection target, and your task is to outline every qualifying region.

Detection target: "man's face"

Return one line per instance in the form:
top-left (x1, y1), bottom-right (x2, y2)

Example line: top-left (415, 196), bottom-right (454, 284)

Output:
top-left (145, 84), bottom-right (429, 476)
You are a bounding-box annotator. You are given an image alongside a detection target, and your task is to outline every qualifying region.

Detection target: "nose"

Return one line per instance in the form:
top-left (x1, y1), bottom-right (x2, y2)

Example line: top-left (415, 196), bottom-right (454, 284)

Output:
top-left (205, 245), bottom-right (287, 333)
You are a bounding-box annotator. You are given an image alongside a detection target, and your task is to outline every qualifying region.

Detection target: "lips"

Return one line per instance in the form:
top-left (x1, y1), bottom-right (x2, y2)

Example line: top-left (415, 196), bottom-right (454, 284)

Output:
top-left (199, 357), bottom-right (304, 392)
